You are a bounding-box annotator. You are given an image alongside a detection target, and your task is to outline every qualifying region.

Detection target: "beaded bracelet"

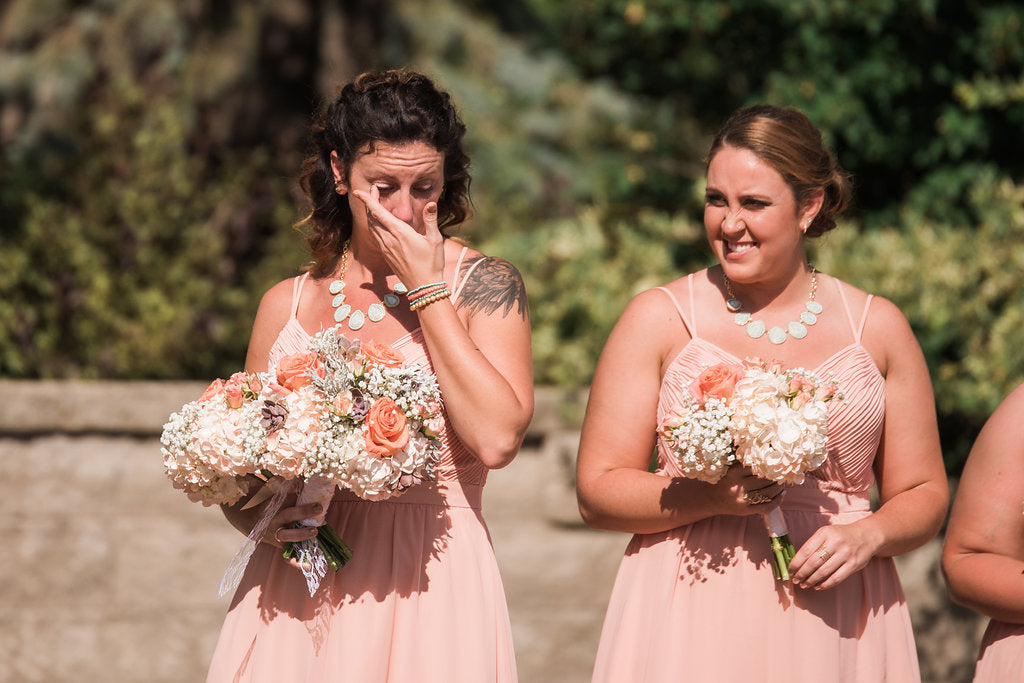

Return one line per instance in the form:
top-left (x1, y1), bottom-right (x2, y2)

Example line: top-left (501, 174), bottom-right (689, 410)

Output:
top-left (409, 287), bottom-right (452, 312)
top-left (406, 281), bottom-right (447, 297)
top-left (406, 283), bottom-right (447, 301)
top-left (409, 287), bottom-right (451, 310)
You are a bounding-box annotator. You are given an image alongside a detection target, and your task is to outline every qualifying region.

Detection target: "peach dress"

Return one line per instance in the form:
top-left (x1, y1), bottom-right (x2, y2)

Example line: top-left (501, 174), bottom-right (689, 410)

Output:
top-left (974, 622), bottom-right (1024, 681)
top-left (206, 249), bottom-right (517, 682)
top-left (591, 277), bottom-right (921, 682)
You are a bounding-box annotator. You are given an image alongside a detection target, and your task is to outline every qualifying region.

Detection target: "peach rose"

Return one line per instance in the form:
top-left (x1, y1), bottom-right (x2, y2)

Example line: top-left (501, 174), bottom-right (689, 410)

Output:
top-left (276, 352), bottom-right (325, 391)
top-left (361, 341), bottom-right (405, 369)
top-left (224, 380), bottom-right (245, 409)
top-left (791, 390), bottom-right (813, 410)
top-left (364, 397), bottom-right (410, 457)
top-left (690, 363), bottom-right (745, 403)
top-left (331, 391), bottom-right (354, 417)
top-left (200, 378), bottom-right (225, 402)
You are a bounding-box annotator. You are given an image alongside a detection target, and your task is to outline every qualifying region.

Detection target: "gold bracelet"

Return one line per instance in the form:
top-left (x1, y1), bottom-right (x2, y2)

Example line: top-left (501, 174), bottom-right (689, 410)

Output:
top-left (409, 288), bottom-right (452, 311)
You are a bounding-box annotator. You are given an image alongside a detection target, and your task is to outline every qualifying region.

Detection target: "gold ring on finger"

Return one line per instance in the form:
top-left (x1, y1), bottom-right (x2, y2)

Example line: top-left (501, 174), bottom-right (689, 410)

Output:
top-left (817, 548), bottom-right (832, 562)
top-left (744, 491), bottom-right (772, 505)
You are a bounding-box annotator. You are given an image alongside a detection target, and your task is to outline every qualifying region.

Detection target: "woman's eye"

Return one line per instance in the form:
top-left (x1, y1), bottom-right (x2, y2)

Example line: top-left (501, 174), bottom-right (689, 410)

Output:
top-left (705, 194), bottom-right (725, 206)
top-left (373, 184), bottom-right (395, 195)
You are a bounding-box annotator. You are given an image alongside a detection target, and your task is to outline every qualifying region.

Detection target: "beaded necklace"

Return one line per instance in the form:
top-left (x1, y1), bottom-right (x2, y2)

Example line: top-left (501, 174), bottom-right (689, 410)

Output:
top-left (327, 242), bottom-right (407, 331)
top-left (724, 267), bottom-right (823, 344)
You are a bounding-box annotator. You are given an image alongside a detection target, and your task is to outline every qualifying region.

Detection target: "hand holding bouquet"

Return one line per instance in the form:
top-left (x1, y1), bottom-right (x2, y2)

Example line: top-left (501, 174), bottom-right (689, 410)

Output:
top-left (660, 359), bottom-right (841, 580)
top-left (160, 325), bottom-right (444, 595)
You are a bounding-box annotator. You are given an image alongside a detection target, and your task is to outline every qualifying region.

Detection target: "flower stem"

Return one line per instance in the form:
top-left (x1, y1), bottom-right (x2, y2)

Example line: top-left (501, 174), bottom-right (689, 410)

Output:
top-left (769, 534), bottom-right (796, 581)
top-left (278, 522), bottom-right (352, 571)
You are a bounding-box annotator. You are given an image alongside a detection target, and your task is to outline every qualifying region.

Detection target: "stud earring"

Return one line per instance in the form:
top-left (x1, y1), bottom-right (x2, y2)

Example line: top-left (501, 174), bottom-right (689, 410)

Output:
top-left (335, 180), bottom-right (346, 195)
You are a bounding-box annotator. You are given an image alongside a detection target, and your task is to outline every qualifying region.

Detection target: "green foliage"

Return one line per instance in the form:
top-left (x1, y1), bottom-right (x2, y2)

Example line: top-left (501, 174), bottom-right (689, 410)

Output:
top-left (811, 174), bottom-right (1024, 470)
top-left (3, 0), bottom-right (1023, 472)
top-left (1, 0), bottom-right (311, 378)
top-left (520, 0), bottom-right (1024, 223)
top-left (487, 207), bottom-right (711, 386)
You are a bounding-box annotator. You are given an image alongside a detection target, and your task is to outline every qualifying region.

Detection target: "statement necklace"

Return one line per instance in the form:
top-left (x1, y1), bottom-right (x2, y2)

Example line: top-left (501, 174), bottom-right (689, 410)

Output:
top-left (724, 267), bottom-right (822, 345)
top-left (328, 242), bottom-right (407, 331)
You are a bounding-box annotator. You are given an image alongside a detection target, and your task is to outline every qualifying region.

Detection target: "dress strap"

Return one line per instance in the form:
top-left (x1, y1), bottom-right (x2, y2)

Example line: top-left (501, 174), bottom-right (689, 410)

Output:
top-left (834, 278), bottom-right (873, 344)
top-left (857, 295), bottom-right (874, 343)
top-left (451, 246), bottom-right (483, 303)
top-left (654, 275), bottom-right (695, 338)
top-left (290, 273), bottom-right (309, 319)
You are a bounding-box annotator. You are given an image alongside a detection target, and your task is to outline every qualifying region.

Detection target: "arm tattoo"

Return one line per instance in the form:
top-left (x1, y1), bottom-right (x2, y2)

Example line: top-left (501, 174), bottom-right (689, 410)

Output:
top-left (455, 256), bottom-right (528, 320)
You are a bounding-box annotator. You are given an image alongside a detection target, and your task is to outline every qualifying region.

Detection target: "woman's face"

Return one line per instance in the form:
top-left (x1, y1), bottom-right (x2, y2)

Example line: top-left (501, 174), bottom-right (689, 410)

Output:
top-left (704, 145), bottom-right (816, 287)
top-left (333, 140), bottom-right (445, 235)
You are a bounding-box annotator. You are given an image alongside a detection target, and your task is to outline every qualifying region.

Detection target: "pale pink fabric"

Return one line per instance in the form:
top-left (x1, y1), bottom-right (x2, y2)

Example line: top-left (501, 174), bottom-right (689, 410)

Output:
top-left (974, 621), bottom-right (1024, 681)
top-left (206, 250), bottom-right (516, 682)
top-left (591, 277), bottom-right (921, 683)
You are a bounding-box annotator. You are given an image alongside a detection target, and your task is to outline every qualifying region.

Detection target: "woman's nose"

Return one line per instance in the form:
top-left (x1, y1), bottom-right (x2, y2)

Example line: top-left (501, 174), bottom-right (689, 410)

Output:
top-left (385, 190), bottom-right (415, 223)
top-left (722, 208), bottom-right (744, 233)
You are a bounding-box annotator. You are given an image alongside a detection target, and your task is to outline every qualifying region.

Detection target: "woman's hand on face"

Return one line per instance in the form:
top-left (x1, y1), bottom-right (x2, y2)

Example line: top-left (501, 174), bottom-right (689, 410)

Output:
top-left (718, 465), bottom-right (786, 516)
top-left (789, 521), bottom-right (880, 590)
top-left (351, 186), bottom-right (445, 288)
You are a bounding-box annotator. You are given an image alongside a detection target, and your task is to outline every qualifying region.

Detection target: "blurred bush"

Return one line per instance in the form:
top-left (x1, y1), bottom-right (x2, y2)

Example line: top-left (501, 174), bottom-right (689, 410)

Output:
top-left (2, 0), bottom-right (1022, 470)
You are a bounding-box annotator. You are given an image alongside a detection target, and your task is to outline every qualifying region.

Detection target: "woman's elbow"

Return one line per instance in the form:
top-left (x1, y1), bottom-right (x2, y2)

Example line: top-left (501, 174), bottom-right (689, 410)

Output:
top-left (473, 430), bottom-right (526, 469)
top-left (577, 499), bottom-right (604, 529)
top-left (575, 486), bottom-right (614, 530)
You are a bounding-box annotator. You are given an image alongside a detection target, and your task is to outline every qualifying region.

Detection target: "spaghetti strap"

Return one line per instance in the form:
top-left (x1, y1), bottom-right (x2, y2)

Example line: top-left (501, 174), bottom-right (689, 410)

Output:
top-left (654, 277), bottom-right (695, 339)
top-left (291, 273), bottom-right (309, 319)
top-left (834, 278), bottom-right (873, 344)
top-left (835, 278), bottom-right (858, 344)
top-left (452, 246), bottom-right (483, 303)
top-left (856, 295), bottom-right (874, 343)
top-left (687, 274), bottom-right (698, 339)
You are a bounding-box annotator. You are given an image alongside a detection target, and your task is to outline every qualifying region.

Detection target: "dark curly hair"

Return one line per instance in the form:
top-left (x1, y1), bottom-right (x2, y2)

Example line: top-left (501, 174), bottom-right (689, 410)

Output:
top-left (706, 105), bottom-right (851, 237)
top-left (297, 70), bottom-right (471, 276)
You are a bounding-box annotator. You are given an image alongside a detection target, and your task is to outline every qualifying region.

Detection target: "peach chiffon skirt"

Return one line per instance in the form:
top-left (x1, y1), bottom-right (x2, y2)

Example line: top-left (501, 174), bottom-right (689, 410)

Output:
top-left (206, 482), bottom-right (516, 682)
top-left (974, 620), bottom-right (1024, 681)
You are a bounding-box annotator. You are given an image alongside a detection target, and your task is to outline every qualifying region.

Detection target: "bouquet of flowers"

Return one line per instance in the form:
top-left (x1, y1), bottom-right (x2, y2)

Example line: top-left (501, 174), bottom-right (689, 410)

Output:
top-left (659, 359), bottom-right (841, 580)
top-left (160, 324), bottom-right (444, 595)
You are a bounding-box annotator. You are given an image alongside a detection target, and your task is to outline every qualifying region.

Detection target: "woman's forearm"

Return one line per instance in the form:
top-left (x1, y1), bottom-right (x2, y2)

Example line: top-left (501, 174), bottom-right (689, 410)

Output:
top-left (945, 551), bottom-right (1024, 623)
top-left (857, 484), bottom-right (948, 558)
top-left (417, 301), bottom-right (533, 468)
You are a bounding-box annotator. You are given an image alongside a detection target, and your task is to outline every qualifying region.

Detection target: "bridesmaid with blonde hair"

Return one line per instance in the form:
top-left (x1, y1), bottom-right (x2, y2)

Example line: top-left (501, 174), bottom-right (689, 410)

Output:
top-left (577, 104), bottom-right (948, 682)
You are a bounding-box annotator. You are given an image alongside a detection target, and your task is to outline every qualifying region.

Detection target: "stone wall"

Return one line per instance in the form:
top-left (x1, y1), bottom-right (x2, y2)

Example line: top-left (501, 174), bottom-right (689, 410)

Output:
top-left (0, 381), bottom-right (987, 682)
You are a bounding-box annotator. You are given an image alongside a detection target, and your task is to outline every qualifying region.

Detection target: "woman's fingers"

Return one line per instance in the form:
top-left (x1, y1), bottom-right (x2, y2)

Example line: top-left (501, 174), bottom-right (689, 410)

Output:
top-left (265, 502), bottom-right (322, 547)
top-left (350, 188), bottom-right (444, 286)
top-left (352, 186), bottom-right (409, 238)
top-left (422, 201), bottom-right (441, 242)
top-left (741, 482), bottom-right (785, 507)
top-left (790, 524), bottom-right (871, 590)
top-left (791, 540), bottom-right (845, 589)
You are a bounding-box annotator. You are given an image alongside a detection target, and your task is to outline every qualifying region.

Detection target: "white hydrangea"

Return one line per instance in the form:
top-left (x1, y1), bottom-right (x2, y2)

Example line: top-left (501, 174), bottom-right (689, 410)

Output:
top-left (731, 367), bottom-right (836, 484)
top-left (661, 363), bottom-right (840, 486)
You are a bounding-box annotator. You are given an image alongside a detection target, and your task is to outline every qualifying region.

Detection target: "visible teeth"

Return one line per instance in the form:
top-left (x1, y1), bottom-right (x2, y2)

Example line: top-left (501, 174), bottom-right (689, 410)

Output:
top-left (729, 242), bottom-right (755, 253)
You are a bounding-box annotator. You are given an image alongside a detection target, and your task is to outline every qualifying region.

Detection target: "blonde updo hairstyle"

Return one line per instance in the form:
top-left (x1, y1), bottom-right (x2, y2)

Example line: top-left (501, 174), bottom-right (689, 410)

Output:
top-left (706, 105), bottom-right (851, 237)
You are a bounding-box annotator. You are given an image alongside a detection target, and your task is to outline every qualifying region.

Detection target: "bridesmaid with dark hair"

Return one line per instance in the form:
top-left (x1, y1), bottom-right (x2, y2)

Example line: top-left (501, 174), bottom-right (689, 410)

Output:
top-left (206, 70), bottom-right (533, 682)
top-left (944, 382), bottom-right (1024, 681)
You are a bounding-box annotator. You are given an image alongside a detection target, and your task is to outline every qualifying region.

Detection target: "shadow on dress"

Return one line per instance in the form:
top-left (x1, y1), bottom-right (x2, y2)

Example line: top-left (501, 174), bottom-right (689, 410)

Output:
top-left (653, 469), bottom-right (904, 641)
